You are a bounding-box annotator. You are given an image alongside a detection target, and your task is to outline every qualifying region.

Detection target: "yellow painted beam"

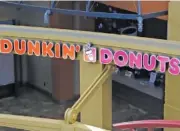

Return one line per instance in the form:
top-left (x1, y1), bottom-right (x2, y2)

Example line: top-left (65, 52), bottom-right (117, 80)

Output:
top-left (80, 53), bottom-right (112, 130)
top-left (164, 1), bottom-right (180, 131)
top-left (0, 114), bottom-right (109, 131)
top-left (0, 25), bottom-right (180, 57)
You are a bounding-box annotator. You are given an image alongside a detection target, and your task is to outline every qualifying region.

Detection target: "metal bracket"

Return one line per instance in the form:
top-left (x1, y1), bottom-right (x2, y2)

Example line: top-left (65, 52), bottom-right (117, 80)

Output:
top-left (137, 0), bottom-right (143, 32)
top-left (86, 0), bottom-right (92, 12)
top-left (44, 1), bottom-right (56, 24)
top-left (137, 16), bottom-right (143, 33)
top-left (64, 65), bottom-right (115, 124)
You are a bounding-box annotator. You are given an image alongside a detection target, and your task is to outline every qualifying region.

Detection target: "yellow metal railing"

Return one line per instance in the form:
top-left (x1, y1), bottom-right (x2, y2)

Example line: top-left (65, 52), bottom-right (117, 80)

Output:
top-left (0, 23), bottom-right (180, 131)
top-left (0, 114), bottom-right (109, 131)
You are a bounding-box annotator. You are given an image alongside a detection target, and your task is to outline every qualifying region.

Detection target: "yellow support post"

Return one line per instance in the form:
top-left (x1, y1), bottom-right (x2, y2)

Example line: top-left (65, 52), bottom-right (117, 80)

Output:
top-left (79, 53), bottom-right (112, 130)
top-left (64, 65), bottom-right (114, 125)
top-left (164, 1), bottom-right (180, 131)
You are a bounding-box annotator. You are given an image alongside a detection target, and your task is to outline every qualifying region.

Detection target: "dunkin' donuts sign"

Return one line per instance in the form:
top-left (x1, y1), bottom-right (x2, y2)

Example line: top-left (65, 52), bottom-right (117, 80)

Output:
top-left (0, 38), bottom-right (179, 75)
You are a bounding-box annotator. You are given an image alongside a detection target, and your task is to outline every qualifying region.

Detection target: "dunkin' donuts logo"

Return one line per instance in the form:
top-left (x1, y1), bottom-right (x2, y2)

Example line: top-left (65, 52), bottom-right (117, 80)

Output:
top-left (0, 38), bottom-right (179, 76)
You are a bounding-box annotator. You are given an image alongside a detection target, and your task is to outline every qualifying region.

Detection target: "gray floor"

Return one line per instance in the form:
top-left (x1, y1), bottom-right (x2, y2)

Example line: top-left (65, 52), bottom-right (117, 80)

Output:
top-left (0, 87), bottom-right (160, 131)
